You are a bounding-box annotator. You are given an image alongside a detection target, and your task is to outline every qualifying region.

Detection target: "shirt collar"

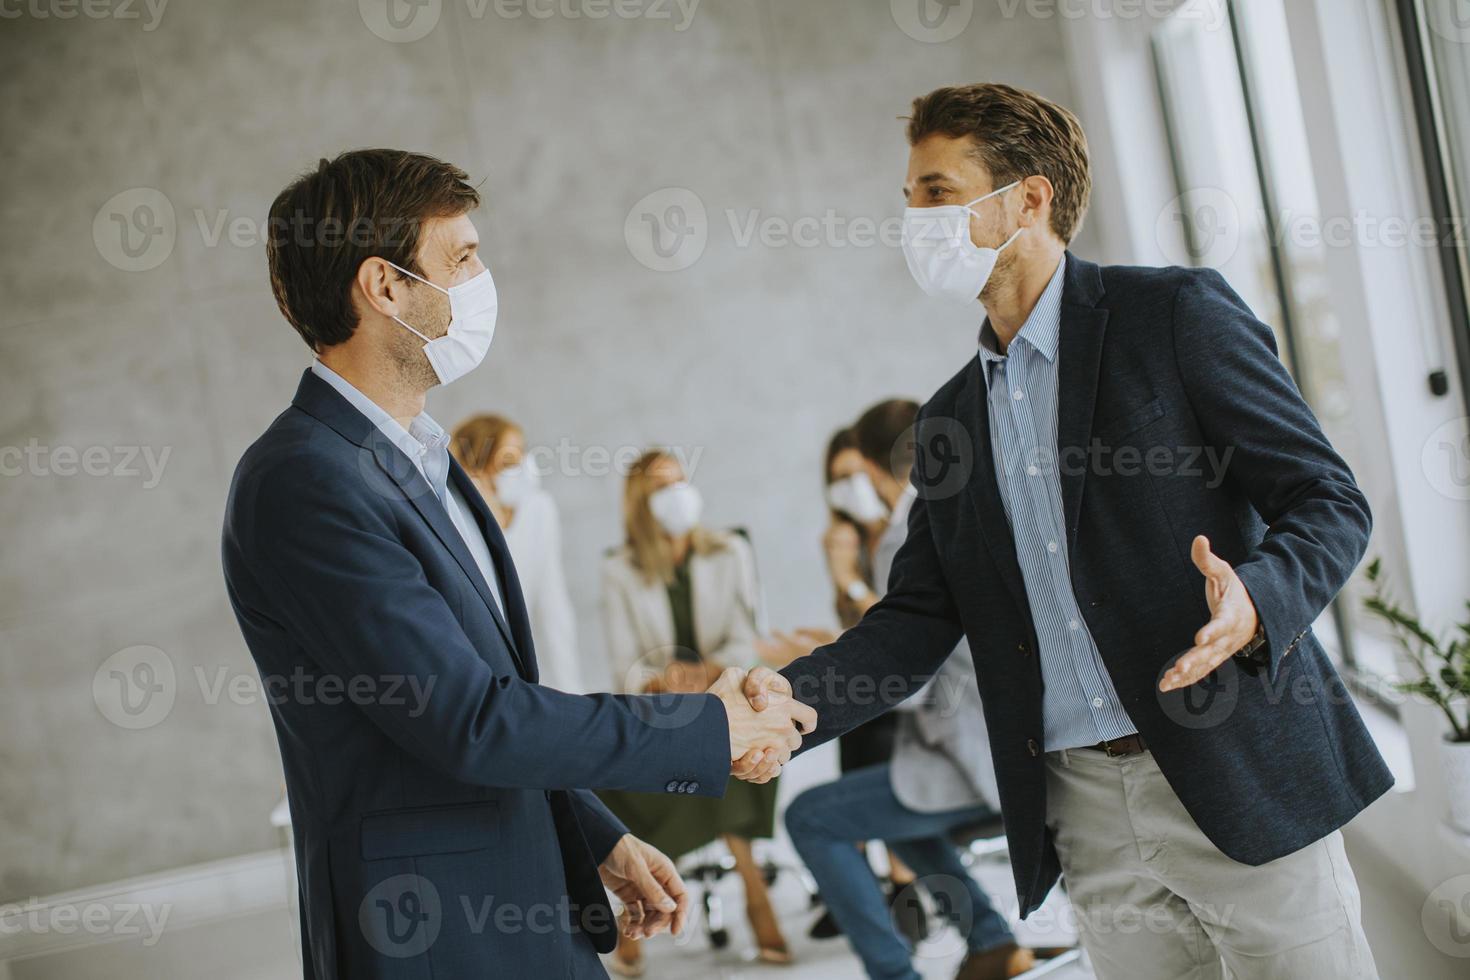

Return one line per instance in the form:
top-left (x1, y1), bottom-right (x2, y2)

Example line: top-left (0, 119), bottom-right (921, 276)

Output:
top-left (310, 360), bottom-right (451, 489)
top-left (977, 254), bottom-right (1068, 372)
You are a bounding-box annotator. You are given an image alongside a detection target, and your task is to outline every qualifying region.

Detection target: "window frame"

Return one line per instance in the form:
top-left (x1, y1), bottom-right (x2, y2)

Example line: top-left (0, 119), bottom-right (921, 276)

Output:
top-left (1392, 0), bottom-right (1470, 415)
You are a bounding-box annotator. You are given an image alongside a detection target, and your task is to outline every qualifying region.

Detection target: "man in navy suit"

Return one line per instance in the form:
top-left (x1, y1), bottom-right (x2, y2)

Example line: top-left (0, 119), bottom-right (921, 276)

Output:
top-left (222, 149), bottom-right (813, 979)
top-left (744, 85), bottom-right (1390, 980)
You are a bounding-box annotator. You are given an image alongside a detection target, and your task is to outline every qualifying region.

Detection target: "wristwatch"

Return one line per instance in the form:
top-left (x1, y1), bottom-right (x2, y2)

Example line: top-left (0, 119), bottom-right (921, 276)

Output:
top-left (1233, 623), bottom-right (1269, 664)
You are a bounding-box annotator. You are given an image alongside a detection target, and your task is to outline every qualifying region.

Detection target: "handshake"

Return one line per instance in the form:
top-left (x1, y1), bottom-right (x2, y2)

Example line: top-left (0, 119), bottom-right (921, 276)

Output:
top-left (708, 666), bottom-right (818, 784)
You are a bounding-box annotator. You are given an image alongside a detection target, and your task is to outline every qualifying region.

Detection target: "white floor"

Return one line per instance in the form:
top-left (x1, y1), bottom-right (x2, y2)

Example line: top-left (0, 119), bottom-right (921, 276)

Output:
top-left (0, 851), bottom-right (1088, 980)
top-left (619, 852), bottom-right (1088, 980)
top-left (4, 833), bottom-right (1464, 979)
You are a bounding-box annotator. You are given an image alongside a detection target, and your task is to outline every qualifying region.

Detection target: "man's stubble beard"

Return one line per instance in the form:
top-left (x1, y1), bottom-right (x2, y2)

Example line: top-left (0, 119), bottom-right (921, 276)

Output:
top-left (979, 242), bottom-right (1021, 307)
top-left (389, 292), bottom-right (448, 393)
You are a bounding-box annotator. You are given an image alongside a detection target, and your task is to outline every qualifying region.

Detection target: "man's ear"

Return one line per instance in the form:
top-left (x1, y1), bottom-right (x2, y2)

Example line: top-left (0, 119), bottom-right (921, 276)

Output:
top-left (1018, 175), bottom-right (1055, 230)
top-left (355, 256), bottom-right (403, 320)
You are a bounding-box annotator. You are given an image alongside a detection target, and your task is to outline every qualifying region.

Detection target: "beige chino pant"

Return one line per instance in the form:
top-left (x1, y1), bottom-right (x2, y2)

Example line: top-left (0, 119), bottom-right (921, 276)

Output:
top-left (1043, 747), bottom-right (1378, 980)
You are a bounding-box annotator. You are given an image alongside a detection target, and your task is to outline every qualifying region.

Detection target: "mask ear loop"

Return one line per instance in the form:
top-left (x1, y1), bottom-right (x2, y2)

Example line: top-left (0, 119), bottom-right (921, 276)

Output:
top-left (391, 315), bottom-right (434, 344)
top-left (961, 179), bottom-right (1022, 212)
top-left (959, 180), bottom-right (1026, 252)
top-left (381, 258), bottom-right (449, 343)
top-left (384, 259), bottom-right (450, 295)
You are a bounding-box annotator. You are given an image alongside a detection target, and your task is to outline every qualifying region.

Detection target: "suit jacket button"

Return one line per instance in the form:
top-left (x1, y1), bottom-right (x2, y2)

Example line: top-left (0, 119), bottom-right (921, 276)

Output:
top-left (686, 781), bottom-right (699, 794)
top-left (1017, 641), bottom-right (1029, 656)
top-left (666, 780), bottom-right (679, 793)
top-left (1027, 739), bottom-right (1040, 757)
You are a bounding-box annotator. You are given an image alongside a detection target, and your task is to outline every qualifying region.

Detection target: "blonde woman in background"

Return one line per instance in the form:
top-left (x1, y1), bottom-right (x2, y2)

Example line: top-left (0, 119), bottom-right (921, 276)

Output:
top-left (597, 449), bottom-right (790, 975)
top-left (451, 414), bottom-right (585, 693)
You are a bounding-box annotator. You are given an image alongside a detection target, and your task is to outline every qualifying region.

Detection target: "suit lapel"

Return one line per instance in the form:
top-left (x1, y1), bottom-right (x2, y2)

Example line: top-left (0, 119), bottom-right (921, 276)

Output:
top-left (289, 370), bottom-right (531, 678)
top-left (688, 550), bottom-right (713, 658)
top-left (448, 460), bottom-right (539, 682)
top-left (359, 428), bottom-right (528, 677)
top-left (956, 360), bottom-right (1030, 616)
top-left (957, 252), bottom-right (1109, 615)
top-left (1055, 254), bottom-right (1109, 555)
top-left (646, 574), bottom-right (678, 655)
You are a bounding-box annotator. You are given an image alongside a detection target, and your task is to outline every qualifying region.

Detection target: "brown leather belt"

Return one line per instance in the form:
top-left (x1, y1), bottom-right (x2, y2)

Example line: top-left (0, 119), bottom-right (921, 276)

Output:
top-left (1082, 733), bottom-right (1148, 757)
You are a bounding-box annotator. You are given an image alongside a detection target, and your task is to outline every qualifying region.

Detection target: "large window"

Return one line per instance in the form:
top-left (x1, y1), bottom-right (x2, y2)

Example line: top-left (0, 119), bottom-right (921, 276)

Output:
top-left (1395, 0), bottom-right (1470, 413)
top-left (1151, 0), bottom-right (1403, 686)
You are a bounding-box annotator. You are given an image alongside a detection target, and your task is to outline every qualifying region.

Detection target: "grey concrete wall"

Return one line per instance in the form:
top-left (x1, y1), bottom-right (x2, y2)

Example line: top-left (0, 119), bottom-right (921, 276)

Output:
top-left (0, 0), bottom-right (1094, 897)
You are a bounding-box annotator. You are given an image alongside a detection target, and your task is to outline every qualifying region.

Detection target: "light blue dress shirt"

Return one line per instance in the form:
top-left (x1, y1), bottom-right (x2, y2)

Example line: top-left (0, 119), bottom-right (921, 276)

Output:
top-left (977, 256), bottom-right (1136, 752)
top-left (310, 360), bottom-right (505, 619)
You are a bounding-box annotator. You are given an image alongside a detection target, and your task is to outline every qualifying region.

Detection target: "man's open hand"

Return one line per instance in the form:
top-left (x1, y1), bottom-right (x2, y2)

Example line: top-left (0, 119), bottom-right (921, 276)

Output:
top-left (1159, 535), bottom-right (1261, 692)
top-left (708, 667), bottom-right (815, 784)
top-left (599, 834), bottom-right (688, 940)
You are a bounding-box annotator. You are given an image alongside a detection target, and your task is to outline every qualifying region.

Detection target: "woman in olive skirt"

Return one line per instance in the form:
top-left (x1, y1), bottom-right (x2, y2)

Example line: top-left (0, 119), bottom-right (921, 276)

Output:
top-left (597, 449), bottom-right (789, 975)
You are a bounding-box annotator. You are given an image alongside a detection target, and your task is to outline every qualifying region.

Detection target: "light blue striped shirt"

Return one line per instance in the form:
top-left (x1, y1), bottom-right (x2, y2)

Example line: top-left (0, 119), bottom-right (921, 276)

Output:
top-left (310, 360), bottom-right (505, 618)
top-left (977, 256), bottom-right (1136, 752)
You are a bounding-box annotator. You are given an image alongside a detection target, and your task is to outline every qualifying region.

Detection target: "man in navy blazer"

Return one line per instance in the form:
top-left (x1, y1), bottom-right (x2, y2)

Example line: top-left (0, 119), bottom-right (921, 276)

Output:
top-left (222, 150), bottom-right (813, 979)
top-left (745, 85), bottom-right (1390, 980)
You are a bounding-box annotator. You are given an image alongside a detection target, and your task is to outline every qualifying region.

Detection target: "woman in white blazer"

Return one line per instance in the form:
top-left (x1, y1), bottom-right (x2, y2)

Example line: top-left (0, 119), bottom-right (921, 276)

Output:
top-left (450, 414), bottom-right (585, 694)
top-left (597, 449), bottom-right (789, 975)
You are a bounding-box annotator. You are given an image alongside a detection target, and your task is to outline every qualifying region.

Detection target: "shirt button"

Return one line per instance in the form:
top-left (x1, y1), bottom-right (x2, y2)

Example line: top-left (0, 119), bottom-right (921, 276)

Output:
top-left (1047, 541), bottom-right (1059, 553)
top-left (1092, 697), bottom-right (1104, 708)
top-left (1027, 465), bottom-right (1039, 476)
top-left (1013, 390), bottom-right (1026, 401)
top-left (1027, 739), bottom-right (1040, 757)
top-left (1068, 619), bottom-right (1079, 631)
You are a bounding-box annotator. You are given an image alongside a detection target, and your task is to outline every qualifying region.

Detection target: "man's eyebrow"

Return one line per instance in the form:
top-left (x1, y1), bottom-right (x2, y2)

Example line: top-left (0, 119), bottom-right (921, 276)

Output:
top-left (903, 172), bottom-right (951, 199)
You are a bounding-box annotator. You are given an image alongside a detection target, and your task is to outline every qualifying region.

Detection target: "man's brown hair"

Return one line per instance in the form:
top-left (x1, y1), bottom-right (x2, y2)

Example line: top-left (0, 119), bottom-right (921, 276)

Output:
top-left (907, 83), bottom-right (1091, 244)
top-left (266, 149), bottom-right (481, 351)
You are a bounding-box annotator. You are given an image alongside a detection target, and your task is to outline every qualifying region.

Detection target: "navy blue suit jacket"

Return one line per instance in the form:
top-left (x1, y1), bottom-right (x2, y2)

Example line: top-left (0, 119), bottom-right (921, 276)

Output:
top-left (222, 370), bottom-right (730, 979)
top-left (781, 255), bottom-right (1393, 915)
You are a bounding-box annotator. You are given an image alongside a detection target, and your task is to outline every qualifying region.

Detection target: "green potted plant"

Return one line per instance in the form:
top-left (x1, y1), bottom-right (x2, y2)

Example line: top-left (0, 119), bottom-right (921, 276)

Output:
top-left (1363, 558), bottom-right (1470, 833)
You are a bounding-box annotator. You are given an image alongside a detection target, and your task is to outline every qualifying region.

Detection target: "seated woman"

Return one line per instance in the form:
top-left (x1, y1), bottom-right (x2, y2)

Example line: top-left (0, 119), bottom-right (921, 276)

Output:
top-left (450, 413), bottom-right (585, 694)
top-left (786, 400), bottom-right (1070, 980)
top-left (597, 449), bottom-right (790, 975)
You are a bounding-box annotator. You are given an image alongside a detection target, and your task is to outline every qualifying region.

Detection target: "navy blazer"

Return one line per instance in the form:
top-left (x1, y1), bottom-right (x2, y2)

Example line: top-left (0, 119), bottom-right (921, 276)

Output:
top-left (222, 370), bottom-right (730, 979)
top-left (781, 254), bottom-right (1393, 916)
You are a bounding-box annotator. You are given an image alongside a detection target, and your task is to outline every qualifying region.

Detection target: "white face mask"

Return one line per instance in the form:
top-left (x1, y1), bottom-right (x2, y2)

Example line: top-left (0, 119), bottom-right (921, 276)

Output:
top-left (493, 461), bottom-right (540, 509)
top-left (901, 180), bottom-right (1023, 305)
top-left (827, 472), bottom-right (888, 524)
top-left (386, 260), bottom-right (499, 385)
top-left (648, 482), bottom-right (703, 537)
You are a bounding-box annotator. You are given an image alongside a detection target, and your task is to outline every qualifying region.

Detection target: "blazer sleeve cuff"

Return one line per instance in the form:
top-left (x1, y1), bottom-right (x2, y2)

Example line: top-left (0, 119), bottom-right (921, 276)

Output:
top-left (1233, 561), bottom-right (1311, 681)
top-left (656, 693), bottom-right (731, 799)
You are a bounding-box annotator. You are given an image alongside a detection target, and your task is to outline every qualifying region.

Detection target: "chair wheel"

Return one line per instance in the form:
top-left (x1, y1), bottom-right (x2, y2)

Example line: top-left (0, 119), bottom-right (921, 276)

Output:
top-left (709, 927), bottom-right (730, 949)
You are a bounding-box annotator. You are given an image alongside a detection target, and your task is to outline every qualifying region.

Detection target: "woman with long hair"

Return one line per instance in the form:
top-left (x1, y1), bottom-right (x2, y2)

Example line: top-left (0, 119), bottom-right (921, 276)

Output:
top-left (597, 449), bottom-right (790, 974)
top-left (450, 413), bottom-right (585, 693)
